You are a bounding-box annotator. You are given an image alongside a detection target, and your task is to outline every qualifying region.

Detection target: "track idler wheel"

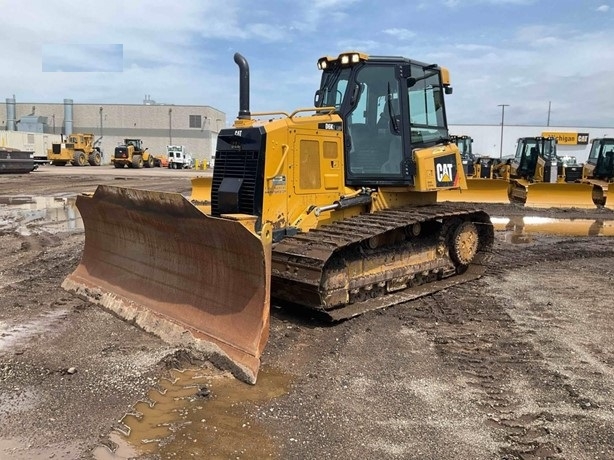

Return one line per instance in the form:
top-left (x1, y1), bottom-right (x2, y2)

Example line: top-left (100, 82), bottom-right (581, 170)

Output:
top-left (450, 221), bottom-right (479, 266)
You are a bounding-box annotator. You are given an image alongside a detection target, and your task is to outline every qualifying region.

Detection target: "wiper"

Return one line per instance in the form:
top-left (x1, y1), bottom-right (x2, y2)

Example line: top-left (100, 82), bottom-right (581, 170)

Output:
top-left (386, 82), bottom-right (400, 134)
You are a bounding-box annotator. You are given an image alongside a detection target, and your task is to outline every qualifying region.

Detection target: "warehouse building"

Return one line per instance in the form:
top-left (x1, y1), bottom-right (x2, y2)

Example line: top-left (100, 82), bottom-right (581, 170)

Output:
top-left (1, 96), bottom-right (226, 165)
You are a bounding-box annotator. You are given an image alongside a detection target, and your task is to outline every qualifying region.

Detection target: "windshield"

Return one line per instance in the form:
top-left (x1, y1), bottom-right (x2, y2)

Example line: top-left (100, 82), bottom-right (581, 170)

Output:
top-left (589, 139), bottom-right (614, 162)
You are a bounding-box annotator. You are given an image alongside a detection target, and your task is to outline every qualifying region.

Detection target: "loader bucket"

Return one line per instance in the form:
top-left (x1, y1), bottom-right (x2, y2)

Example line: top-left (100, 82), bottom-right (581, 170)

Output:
top-left (62, 185), bottom-right (271, 384)
top-left (521, 182), bottom-right (596, 209)
top-left (438, 178), bottom-right (510, 204)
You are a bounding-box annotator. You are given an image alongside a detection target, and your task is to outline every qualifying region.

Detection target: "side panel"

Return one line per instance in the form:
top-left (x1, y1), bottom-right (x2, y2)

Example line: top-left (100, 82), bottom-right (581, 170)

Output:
top-left (413, 144), bottom-right (467, 192)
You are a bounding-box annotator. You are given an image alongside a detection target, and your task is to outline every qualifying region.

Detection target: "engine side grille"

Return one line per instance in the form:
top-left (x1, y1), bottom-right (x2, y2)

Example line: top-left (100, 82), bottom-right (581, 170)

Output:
top-left (212, 150), bottom-right (261, 216)
top-left (52, 144), bottom-right (61, 154)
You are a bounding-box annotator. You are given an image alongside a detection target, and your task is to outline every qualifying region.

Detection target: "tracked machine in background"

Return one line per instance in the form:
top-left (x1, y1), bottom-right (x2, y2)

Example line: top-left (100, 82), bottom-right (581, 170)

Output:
top-left (62, 51), bottom-right (494, 384)
top-left (450, 135), bottom-right (476, 177)
top-left (507, 136), bottom-right (594, 208)
top-left (438, 135), bottom-right (511, 204)
top-left (580, 137), bottom-right (614, 209)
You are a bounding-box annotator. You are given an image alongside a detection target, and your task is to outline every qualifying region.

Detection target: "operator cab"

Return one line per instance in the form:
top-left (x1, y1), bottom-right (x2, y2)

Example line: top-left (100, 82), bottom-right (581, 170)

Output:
top-left (587, 138), bottom-right (614, 179)
top-left (314, 52), bottom-right (452, 186)
top-left (512, 137), bottom-right (557, 178)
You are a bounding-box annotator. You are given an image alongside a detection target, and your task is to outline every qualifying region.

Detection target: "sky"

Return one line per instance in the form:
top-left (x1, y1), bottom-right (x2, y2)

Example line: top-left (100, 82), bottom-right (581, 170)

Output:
top-left (2, 0), bottom-right (613, 128)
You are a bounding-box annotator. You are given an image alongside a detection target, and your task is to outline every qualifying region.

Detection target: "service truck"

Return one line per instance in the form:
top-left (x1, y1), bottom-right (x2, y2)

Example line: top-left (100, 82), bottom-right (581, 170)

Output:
top-left (167, 145), bottom-right (193, 169)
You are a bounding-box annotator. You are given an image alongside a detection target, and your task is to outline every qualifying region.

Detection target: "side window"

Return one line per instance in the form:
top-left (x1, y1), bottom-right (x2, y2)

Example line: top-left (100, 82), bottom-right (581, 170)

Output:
top-left (407, 66), bottom-right (447, 144)
top-left (349, 83), bottom-right (367, 125)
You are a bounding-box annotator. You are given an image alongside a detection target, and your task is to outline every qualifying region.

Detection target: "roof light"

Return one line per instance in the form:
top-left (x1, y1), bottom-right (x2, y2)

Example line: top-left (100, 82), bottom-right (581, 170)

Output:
top-left (351, 53), bottom-right (360, 63)
top-left (341, 55), bottom-right (350, 65)
top-left (317, 58), bottom-right (328, 70)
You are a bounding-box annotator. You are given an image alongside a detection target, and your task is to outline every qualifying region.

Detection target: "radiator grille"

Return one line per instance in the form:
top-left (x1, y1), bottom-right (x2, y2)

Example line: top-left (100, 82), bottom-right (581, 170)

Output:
top-left (212, 150), bottom-right (261, 216)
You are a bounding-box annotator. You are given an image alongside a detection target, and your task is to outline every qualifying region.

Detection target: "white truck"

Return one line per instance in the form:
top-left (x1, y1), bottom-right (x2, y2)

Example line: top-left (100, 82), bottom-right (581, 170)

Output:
top-left (167, 145), bottom-right (193, 169)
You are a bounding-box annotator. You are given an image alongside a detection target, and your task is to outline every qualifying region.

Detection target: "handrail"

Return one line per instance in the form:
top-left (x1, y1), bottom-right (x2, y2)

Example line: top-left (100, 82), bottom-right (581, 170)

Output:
top-left (266, 144), bottom-right (289, 181)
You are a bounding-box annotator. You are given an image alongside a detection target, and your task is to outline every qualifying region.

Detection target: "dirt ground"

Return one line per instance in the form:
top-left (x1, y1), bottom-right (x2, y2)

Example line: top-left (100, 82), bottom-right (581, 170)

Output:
top-left (1, 167), bottom-right (613, 460)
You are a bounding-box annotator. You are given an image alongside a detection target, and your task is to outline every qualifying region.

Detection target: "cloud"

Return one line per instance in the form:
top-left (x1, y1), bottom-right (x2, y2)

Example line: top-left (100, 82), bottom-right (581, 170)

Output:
top-left (42, 44), bottom-right (124, 72)
top-left (1, 0), bottom-right (613, 128)
top-left (596, 4), bottom-right (610, 12)
top-left (383, 28), bottom-right (416, 41)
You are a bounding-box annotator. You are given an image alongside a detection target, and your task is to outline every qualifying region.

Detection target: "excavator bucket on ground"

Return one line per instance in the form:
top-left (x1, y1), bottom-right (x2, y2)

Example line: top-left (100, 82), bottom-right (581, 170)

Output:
top-left (438, 178), bottom-right (510, 204)
top-left (510, 181), bottom-right (596, 209)
top-left (62, 185), bottom-right (271, 384)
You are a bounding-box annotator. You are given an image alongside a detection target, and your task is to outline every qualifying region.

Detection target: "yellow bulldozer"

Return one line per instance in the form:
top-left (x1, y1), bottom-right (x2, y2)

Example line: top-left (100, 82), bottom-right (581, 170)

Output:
top-left (111, 138), bottom-right (155, 168)
top-left (507, 136), bottom-right (594, 208)
top-left (47, 133), bottom-right (103, 166)
top-left (62, 52), bottom-right (494, 384)
top-left (438, 135), bottom-right (511, 204)
top-left (580, 137), bottom-right (614, 209)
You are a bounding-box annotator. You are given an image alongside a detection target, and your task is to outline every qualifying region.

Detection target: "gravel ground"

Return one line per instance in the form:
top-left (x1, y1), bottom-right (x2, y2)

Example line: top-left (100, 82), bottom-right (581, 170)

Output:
top-left (1, 167), bottom-right (613, 459)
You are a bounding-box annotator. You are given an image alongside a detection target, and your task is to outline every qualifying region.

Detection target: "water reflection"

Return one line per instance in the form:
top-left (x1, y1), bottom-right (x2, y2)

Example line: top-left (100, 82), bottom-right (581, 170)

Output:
top-left (93, 366), bottom-right (291, 459)
top-left (0, 195), bottom-right (82, 232)
top-left (491, 216), bottom-right (614, 243)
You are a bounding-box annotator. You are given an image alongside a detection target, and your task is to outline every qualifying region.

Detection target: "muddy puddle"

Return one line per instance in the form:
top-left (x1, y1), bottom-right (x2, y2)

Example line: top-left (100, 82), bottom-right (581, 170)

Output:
top-left (492, 216), bottom-right (614, 243)
top-left (93, 366), bottom-right (292, 459)
top-left (0, 195), bottom-right (82, 233)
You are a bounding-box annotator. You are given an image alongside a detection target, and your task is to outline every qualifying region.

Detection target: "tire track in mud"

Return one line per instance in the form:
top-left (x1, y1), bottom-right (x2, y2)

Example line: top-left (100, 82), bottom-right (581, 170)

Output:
top-left (415, 288), bottom-right (563, 459)
top-left (394, 236), bottom-right (614, 460)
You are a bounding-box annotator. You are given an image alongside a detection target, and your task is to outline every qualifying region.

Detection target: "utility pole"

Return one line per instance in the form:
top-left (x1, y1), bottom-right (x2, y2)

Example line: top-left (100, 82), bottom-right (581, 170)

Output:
top-left (498, 104), bottom-right (509, 159)
top-left (547, 101), bottom-right (551, 126)
top-left (168, 108), bottom-right (173, 144)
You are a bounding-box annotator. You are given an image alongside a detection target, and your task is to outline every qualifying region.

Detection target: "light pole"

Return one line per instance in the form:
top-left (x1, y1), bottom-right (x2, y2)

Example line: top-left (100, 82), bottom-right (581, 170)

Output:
top-left (498, 104), bottom-right (509, 159)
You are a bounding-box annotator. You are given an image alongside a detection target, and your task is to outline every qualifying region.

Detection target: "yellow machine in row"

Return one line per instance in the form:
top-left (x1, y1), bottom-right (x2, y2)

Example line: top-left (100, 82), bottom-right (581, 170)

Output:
top-left (111, 138), bottom-right (155, 168)
top-left (63, 52), bottom-right (494, 384)
top-left (438, 135), bottom-right (510, 204)
top-left (506, 136), bottom-right (593, 208)
top-left (47, 133), bottom-right (103, 166)
top-left (581, 137), bottom-right (614, 208)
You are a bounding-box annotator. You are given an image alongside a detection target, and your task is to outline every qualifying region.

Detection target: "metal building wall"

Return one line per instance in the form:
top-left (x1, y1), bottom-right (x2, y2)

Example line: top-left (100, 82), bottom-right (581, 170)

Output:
top-left (0, 101), bottom-right (226, 165)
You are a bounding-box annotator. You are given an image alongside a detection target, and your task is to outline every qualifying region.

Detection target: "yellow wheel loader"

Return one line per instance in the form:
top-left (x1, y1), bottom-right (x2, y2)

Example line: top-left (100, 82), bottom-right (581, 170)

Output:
top-left (438, 135), bottom-right (511, 204)
top-left (47, 133), bottom-right (103, 166)
top-left (63, 52), bottom-right (494, 384)
top-left (111, 138), bottom-right (155, 169)
top-left (580, 137), bottom-right (614, 209)
top-left (508, 136), bottom-right (594, 208)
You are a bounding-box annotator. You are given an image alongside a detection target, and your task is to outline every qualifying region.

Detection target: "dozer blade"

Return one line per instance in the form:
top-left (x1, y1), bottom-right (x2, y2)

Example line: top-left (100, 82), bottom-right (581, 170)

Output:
top-left (62, 185), bottom-right (271, 384)
top-left (190, 176), bottom-right (213, 203)
top-left (521, 182), bottom-right (596, 209)
top-left (438, 178), bottom-right (510, 204)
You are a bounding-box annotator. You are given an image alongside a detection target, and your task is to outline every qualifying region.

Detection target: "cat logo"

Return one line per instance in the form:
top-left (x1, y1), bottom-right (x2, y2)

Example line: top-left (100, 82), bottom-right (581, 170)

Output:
top-left (434, 155), bottom-right (457, 187)
top-left (436, 163), bottom-right (453, 182)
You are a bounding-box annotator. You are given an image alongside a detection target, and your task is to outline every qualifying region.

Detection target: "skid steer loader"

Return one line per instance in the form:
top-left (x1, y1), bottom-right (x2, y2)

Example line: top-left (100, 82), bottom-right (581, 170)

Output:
top-left (580, 137), bottom-right (614, 209)
top-left (508, 136), bottom-right (594, 208)
top-left (63, 52), bottom-right (494, 384)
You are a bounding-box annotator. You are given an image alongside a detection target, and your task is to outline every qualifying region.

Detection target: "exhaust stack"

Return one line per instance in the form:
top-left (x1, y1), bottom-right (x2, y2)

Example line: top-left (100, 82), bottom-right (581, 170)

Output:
top-left (233, 53), bottom-right (250, 120)
top-left (6, 96), bottom-right (16, 131)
